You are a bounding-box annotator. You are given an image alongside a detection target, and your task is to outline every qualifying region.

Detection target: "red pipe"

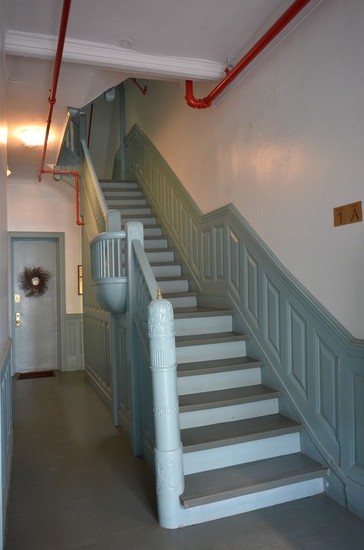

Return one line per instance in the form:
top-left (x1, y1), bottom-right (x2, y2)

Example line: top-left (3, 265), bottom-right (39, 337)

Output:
top-left (185, 0), bottom-right (311, 109)
top-left (38, 0), bottom-right (72, 180)
top-left (41, 170), bottom-right (85, 226)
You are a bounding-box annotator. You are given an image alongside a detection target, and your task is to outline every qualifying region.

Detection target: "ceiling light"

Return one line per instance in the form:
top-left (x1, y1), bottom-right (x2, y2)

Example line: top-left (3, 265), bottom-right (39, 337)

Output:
top-left (0, 127), bottom-right (8, 144)
top-left (20, 127), bottom-right (46, 147)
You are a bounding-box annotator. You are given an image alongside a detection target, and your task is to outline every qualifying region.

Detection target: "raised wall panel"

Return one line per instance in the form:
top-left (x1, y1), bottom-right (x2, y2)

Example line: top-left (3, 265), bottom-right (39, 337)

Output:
top-left (202, 230), bottom-right (212, 281)
top-left (246, 251), bottom-right (259, 323)
top-left (264, 275), bottom-right (281, 358)
top-left (65, 314), bottom-right (84, 371)
top-left (181, 205), bottom-right (188, 254)
top-left (215, 225), bottom-right (225, 281)
top-left (353, 373), bottom-right (364, 471)
top-left (316, 335), bottom-right (338, 436)
top-left (172, 192), bottom-right (179, 235)
top-left (190, 220), bottom-right (199, 274)
top-left (288, 304), bottom-right (307, 394)
top-left (229, 229), bottom-right (240, 296)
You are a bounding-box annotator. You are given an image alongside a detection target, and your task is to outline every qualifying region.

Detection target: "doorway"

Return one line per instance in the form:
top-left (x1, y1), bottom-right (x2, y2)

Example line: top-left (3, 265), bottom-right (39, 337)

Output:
top-left (9, 233), bottom-right (66, 374)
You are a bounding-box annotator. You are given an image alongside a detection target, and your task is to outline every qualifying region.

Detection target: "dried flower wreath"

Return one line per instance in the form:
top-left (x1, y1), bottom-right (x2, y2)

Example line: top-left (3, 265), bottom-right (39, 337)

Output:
top-left (18, 266), bottom-right (52, 298)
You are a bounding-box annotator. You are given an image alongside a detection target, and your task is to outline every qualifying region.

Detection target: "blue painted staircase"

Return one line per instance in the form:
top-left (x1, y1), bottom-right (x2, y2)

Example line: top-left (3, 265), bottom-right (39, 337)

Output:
top-left (100, 179), bottom-right (327, 526)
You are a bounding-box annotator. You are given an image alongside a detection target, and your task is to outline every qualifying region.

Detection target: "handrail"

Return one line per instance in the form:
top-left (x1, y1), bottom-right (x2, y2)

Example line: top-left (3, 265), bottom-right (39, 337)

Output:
top-left (81, 139), bottom-right (108, 232)
top-left (39, 0), bottom-right (72, 179)
top-left (185, 0), bottom-right (312, 109)
top-left (132, 240), bottom-right (158, 300)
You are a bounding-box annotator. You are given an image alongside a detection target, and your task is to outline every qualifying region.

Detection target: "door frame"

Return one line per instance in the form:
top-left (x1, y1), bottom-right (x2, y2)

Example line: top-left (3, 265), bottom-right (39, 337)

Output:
top-left (8, 232), bottom-right (66, 374)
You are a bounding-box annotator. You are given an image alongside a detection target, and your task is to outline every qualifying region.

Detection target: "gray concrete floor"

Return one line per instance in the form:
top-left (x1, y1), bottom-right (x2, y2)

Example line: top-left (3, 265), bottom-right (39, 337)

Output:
top-left (5, 371), bottom-right (364, 549)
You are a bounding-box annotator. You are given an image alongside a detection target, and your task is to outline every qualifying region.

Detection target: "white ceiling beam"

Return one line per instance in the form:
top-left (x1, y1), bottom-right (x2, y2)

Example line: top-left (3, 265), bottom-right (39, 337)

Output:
top-left (5, 31), bottom-right (225, 81)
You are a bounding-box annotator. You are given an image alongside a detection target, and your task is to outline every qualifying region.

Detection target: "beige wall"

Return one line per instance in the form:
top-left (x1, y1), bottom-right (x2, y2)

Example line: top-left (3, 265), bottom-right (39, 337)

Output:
top-left (0, 4), bottom-right (9, 346)
top-left (7, 177), bottom-right (82, 314)
top-left (125, 0), bottom-right (364, 339)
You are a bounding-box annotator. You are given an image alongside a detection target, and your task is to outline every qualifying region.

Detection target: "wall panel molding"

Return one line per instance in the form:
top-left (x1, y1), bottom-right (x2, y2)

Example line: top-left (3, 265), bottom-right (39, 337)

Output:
top-left (65, 314), bottom-right (84, 371)
top-left (125, 124), bottom-right (364, 518)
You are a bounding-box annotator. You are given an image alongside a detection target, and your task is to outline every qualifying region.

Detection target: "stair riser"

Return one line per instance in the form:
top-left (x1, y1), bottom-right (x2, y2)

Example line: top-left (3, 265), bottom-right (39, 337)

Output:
top-left (100, 182), bottom-right (138, 190)
top-left (179, 398), bottom-right (279, 429)
top-left (180, 478), bottom-right (325, 526)
top-left (144, 239), bottom-right (169, 249)
top-left (119, 207), bottom-right (152, 215)
top-left (167, 296), bottom-right (197, 308)
top-left (144, 227), bottom-right (162, 237)
top-left (100, 182), bottom-right (138, 193)
top-left (178, 367), bottom-right (261, 395)
top-left (122, 216), bottom-right (157, 224)
top-left (151, 265), bottom-right (181, 277)
top-left (174, 315), bottom-right (232, 336)
top-left (146, 251), bottom-right (175, 263)
top-left (183, 432), bottom-right (301, 474)
top-left (176, 340), bottom-right (246, 363)
top-left (103, 191), bottom-right (143, 198)
top-left (107, 200), bottom-right (148, 207)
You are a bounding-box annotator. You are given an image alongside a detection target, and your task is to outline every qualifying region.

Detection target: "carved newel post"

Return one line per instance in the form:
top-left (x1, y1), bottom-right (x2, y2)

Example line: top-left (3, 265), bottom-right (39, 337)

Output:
top-left (148, 289), bottom-right (184, 528)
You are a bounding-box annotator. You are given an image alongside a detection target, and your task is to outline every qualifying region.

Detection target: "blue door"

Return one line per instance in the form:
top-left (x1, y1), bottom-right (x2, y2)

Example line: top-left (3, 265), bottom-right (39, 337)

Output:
top-left (11, 237), bottom-right (59, 373)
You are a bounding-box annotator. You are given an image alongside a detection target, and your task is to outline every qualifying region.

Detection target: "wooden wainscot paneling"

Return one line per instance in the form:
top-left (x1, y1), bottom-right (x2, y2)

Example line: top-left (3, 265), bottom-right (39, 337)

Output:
top-left (244, 248), bottom-right (259, 326)
top-left (228, 228), bottom-right (240, 298)
top-left (286, 301), bottom-right (308, 396)
top-left (263, 273), bottom-right (281, 359)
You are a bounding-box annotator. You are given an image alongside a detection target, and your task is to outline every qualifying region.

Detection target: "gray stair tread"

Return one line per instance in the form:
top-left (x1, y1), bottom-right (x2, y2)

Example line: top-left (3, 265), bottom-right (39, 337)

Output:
top-left (178, 356), bottom-right (261, 376)
top-left (181, 413), bottom-right (301, 452)
top-left (146, 247), bottom-right (174, 253)
top-left (163, 291), bottom-right (198, 298)
top-left (181, 453), bottom-right (327, 508)
top-left (150, 261), bottom-right (181, 266)
top-left (176, 331), bottom-right (247, 347)
top-left (156, 276), bottom-right (190, 281)
top-left (179, 384), bottom-right (279, 412)
top-left (174, 306), bottom-right (234, 318)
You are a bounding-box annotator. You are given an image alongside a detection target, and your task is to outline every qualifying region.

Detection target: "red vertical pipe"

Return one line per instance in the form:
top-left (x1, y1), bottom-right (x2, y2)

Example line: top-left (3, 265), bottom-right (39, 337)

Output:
top-left (41, 170), bottom-right (85, 226)
top-left (185, 0), bottom-right (311, 109)
top-left (39, 0), bottom-right (72, 180)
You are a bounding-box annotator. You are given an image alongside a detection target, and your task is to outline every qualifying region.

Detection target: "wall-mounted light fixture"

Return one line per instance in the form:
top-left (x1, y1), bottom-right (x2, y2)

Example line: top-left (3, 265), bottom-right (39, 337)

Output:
top-left (6, 166), bottom-right (11, 177)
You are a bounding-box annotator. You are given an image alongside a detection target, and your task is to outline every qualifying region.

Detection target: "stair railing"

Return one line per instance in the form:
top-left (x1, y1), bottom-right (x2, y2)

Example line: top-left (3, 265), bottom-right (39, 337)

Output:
top-left (80, 131), bottom-right (184, 526)
top-left (148, 291), bottom-right (184, 528)
top-left (126, 222), bottom-right (184, 528)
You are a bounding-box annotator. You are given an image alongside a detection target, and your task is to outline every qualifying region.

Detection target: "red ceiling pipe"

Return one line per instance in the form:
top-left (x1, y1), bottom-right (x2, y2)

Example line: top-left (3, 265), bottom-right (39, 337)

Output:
top-left (38, 0), bottom-right (72, 181)
top-left (41, 170), bottom-right (85, 226)
top-left (185, 0), bottom-right (311, 109)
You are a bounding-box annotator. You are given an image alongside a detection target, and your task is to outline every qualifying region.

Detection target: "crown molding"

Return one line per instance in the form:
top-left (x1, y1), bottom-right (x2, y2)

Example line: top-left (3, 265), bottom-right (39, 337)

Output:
top-left (5, 31), bottom-right (225, 81)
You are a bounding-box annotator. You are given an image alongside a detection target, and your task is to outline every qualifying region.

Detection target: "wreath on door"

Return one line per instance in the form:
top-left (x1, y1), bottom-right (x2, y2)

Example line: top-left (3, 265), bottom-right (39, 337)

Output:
top-left (18, 266), bottom-right (52, 298)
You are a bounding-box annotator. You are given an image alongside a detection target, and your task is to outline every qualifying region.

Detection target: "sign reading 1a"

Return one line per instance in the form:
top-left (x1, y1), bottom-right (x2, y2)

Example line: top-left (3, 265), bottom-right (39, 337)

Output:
top-left (333, 201), bottom-right (362, 227)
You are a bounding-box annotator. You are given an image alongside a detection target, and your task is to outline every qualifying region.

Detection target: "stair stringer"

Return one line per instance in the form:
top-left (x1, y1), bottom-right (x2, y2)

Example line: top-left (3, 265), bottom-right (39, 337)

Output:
top-left (125, 124), bottom-right (364, 520)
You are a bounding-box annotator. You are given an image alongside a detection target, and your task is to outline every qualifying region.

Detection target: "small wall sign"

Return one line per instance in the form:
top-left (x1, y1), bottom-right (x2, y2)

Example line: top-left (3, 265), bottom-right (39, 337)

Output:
top-left (333, 201), bottom-right (362, 227)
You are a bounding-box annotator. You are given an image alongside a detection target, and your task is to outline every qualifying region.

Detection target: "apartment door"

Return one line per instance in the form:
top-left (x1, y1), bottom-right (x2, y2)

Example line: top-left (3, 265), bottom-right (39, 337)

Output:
top-left (10, 235), bottom-right (62, 373)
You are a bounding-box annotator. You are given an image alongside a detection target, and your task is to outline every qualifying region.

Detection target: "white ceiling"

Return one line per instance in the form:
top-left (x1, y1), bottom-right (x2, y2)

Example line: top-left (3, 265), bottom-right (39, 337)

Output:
top-left (4, 0), bottom-right (314, 180)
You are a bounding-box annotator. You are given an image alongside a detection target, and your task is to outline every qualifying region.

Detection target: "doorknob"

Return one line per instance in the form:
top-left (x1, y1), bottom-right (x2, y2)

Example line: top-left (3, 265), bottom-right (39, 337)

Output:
top-left (15, 312), bottom-right (21, 327)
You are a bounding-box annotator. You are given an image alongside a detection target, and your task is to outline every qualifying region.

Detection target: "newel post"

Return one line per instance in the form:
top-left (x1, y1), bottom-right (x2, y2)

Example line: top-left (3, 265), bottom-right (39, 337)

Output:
top-left (148, 290), bottom-right (184, 529)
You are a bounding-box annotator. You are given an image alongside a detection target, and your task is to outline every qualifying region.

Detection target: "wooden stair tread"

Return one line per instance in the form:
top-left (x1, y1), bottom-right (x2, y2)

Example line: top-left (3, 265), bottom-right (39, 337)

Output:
top-left (178, 356), bottom-right (261, 377)
top-left (179, 384), bottom-right (279, 412)
top-left (176, 331), bottom-right (247, 347)
top-left (163, 291), bottom-right (198, 298)
top-left (181, 413), bottom-right (301, 452)
top-left (181, 453), bottom-right (327, 508)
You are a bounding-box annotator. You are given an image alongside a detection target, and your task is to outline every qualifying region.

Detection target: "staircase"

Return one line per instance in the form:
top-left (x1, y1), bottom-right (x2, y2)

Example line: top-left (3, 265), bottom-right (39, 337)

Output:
top-left (101, 179), bottom-right (327, 526)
